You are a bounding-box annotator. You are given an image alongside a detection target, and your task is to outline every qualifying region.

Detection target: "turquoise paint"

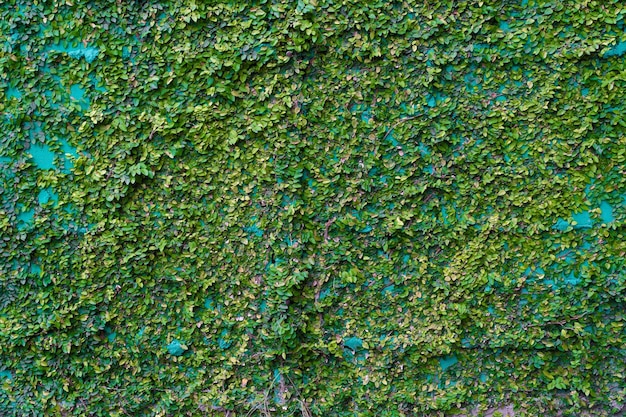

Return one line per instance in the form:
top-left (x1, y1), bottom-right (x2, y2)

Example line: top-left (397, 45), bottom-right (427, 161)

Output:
top-left (70, 84), bottom-right (85, 100)
top-left (603, 42), bottom-right (626, 58)
top-left (581, 88), bottom-right (589, 97)
top-left (167, 340), bottom-right (186, 356)
top-left (273, 369), bottom-right (284, 404)
top-left (47, 43), bottom-right (99, 63)
top-left (38, 188), bottom-right (58, 205)
top-left (17, 209), bottom-right (34, 229)
top-left (382, 284), bottom-right (395, 295)
top-left (185, 367), bottom-right (198, 378)
top-left (317, 286), bottom-right (331, 301)
top-left (280, 195), bottom-right (293, 207)
top-left (464, 72), bottom-right (482, 93)
top-left (244, 224), bottom-right (264, 237)
top-left (386, 131), bottom-right (399, 146)
top-left (556, 249), bottom-right (575, 264)
top-left (380, 334), bottom-right (399, 350)
top-left (479, 373), bottom-right (488, 383)
top-left (70, 84), bottom-right (90, 110)
top-left (343, 347), bottom-right (367, 363)
top-left (0, 156), bottom-right (11, 164)
top-left (2, 111), bottom-right (13, 124)
top-left (439, 378), bottom-right (457, 389)
top-left (563, 271), bottom-right (580, 286)
top-left (218, 330), bottom-right (232, 349)
top-left (605, 105), bottom-right (622, 114)
top-left (30, 144), bottom-right (55, 169)
top-left (7, 32), bottom-right (19, 46)
top-left (105, 327), bottom-right (117, 342)
top-left (441, 206), bottom-right (450, 225)
top-left (553, 218), bottom-right (569, 231)
top-left (572, 211), bottom-right (592, 229)
top-left (472, 43), bottom-right (488, 52)
top-left (499, 21), bottom-right (511, 32)
top-left (439, 355), bottom-right (458, 371)
top-left (359, 225), bottom-right (373, 233)
top-left (122, 46), bottom-right (132, 60)
top-left (0, 370), bottom-right (12, 380)
top-left (344, 337), bottom-right (363, 351)
top-left (461, 337), bottom-right (472, 348)
top-left (351, 104), bottom-right (373, 123)
top-left (204, 296), bottom-right (215, 310)
top-left (27, 122), bottom-right (45, 141)
top-left (599, 201), bottom-right (614, 224)
top-left (6, 87), bottom-right (21, 99)
top-left (90, 75), bottom-right (107, 93)
top-left (30, 264), bottom-right (41, 275)
top-left (525, 266), bottom-right (545, 284)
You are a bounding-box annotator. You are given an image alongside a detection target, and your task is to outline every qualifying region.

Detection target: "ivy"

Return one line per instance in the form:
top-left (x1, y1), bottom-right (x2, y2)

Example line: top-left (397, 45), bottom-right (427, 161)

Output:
top-left (1, 0), bottom-right (626, 416)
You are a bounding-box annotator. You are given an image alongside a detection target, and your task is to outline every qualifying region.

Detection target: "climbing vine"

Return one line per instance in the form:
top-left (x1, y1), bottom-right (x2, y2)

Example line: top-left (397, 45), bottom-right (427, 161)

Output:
top-left (1, 0), bottom-right (625, 416)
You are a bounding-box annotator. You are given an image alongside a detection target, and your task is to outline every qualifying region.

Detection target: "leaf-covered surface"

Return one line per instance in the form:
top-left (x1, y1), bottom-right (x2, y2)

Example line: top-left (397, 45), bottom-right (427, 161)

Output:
top-left (1, 1), bottom-right (626, 416)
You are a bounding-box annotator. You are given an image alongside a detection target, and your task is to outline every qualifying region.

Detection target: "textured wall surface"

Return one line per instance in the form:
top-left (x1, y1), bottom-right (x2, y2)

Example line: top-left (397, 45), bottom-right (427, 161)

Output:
top-left (1, 1), bottom-right (625, 416)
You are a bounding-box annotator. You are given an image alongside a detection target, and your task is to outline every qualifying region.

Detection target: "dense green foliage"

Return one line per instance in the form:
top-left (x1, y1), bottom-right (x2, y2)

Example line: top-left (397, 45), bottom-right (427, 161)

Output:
top-left (1, 0), bottom-right (626, 415)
